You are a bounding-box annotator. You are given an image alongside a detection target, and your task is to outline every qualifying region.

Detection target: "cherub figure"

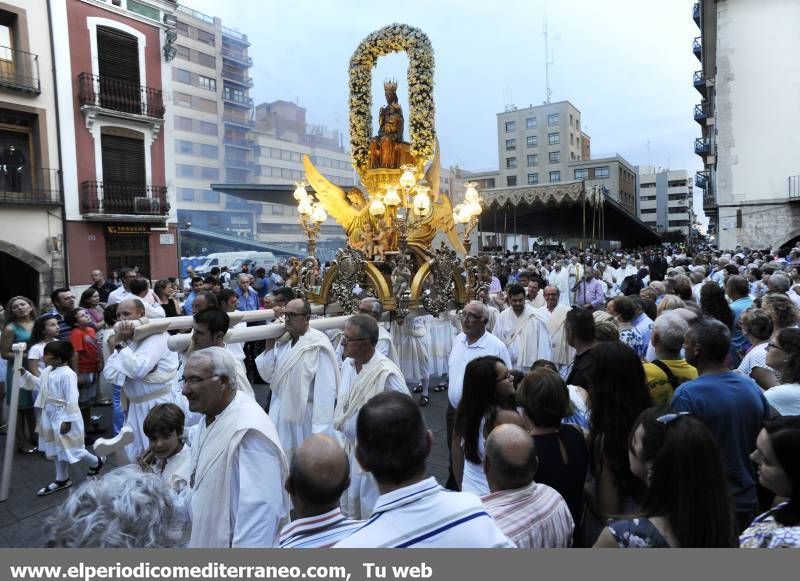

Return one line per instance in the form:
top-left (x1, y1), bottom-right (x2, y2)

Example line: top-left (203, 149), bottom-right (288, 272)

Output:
top-left (372, 219), bottom-right (393, 261)
top-left (391, 261), bottom-right (412, 297)
top-left (352, 223), bottom-right (375, 258)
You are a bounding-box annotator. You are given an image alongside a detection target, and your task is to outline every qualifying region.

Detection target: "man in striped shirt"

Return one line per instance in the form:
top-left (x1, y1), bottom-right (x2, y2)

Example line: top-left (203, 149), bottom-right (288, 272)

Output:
top-left (481, 424), bottom-right (574, 548)
top-left (333, 392), bottom-right (514, 548)
top-left (279, 435), bottom-right (361, 548)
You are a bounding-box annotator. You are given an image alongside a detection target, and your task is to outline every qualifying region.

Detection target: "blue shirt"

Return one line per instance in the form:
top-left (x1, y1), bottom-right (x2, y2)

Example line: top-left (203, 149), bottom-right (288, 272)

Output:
top-left (671, 371), bottom-right (769, 512)
top-left (253, 276), bottom-right (273, 299)
top-left (182, 291), bottom-right (196, 316)
top-left (235, 286), bottom-right (260, 311)
top-left (729, 296), bottom-right (753, 360)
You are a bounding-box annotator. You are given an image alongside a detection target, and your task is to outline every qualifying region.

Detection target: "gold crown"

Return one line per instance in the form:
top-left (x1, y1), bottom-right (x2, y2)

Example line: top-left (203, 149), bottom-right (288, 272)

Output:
top-left (384, 79), bottom-right (398, 91)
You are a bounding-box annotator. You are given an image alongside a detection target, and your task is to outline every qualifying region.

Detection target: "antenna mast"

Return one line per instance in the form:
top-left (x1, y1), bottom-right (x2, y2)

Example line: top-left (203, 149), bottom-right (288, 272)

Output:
top-left (543, 14), bottom-right (553, 103)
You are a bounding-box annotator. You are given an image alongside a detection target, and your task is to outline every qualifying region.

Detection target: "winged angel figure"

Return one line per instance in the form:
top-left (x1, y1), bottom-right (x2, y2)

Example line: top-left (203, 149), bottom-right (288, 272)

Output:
top-left (301, 143), bottom-right (467, 256)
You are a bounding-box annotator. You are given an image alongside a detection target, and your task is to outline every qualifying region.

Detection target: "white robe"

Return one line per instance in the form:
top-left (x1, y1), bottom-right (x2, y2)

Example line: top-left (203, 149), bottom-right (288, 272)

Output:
top-left (494, 304), bottom-right (552, 372)
top-left (102, 332), bottom-right (180, 460)
top-left (187, 392), bottom-right (289, 548)
top-left (255, 328), bottom-right (339, 455)
top-left (335, 352), bottom-right (408, 519)
top-left (333, 324), bottom-right (398, 368)
top-left (425, 312), bottom-right (460, 376)
top-left (391, 315), bottom-right (430, 384)
top-left (566, 263), bottom-right (584, 304)
top-left (548, 268), bottom-right (571, 307)
top-left (536, 304), bottom-right (575, 370)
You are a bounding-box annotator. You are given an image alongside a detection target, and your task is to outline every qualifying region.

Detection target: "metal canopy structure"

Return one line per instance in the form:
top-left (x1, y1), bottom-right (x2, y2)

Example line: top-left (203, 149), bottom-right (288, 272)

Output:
top-left (210, 183), bottom-right (315, 207)
top-left (478, 181), bottom-right (661, 248)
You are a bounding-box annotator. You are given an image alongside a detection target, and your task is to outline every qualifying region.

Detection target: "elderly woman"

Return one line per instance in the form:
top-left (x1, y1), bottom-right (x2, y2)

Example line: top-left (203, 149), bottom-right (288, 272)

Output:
top-left (763, 328), bottom-right (800, 416)
top-left (737, 308), bottom-right (778, 390)
top-left (44, 465), bottom-right (188, 547)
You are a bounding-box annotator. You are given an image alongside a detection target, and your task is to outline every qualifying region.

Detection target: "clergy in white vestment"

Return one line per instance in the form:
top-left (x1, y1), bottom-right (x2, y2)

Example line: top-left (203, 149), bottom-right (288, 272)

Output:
top-left (548, 261), bottom-right (571, 307)
top-left (333, 314), bottom-right (408, 519)
top-left (614, 257), bottom-right (638, 287)
top-left (255, 298), bottom-right (340, 455)
top-left (566, 259), bottom-right (584, 305)
top-left (191, 308), bottom-right (255, 397)
top-left (493, 284), bottom-right (552, 373)
top-left (182, 348), bottom-right (289, 548)
top-left (351, 297), bottom-right (399, 364)
top-left (333, 392), bottom-right (514, 548)
top-left (536, 286), bottom-right (575, 372)
top-left (391, 312), bottom-right (430, 396)
top-left (423, 311), bottom-right (460, 379)
top-left (103, 299), bottom-right (179, 460)
top-left (527, 284), bottom-right (546, 309)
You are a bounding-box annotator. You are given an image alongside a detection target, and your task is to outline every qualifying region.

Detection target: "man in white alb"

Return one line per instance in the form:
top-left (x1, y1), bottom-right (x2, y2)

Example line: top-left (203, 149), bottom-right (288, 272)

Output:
top-left (255, 298), bottom-right (339, 454)
top-left (333, 314), bottom-right (407, 519)
top-left (536, 286), bottom-right (575, 372)
top-left (493, 283), bottom-right (552, 374)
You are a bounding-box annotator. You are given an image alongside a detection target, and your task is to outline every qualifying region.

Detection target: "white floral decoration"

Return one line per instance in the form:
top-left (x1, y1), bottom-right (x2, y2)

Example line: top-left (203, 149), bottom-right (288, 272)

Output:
top-left (349, 23), bottom-right (436, 169)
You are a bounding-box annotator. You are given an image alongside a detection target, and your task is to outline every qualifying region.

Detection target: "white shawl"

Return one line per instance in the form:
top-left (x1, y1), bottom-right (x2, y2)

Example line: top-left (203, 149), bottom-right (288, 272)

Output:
top-left (333, 352), bottom-right (403, 431)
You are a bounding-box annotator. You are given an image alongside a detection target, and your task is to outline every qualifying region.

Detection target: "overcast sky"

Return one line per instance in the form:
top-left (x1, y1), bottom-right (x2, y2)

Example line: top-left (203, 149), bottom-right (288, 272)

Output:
top-left (183, 0), bottom-right (703, 217)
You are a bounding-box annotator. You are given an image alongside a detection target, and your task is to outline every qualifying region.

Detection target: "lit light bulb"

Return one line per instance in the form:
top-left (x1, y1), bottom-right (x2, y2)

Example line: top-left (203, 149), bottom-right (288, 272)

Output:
top-left (453, 204), bottom-right (466, 223)
top-left (464, 184), bottom-right (479, 203)
top-left (384, 186), bottom-right (401, 207)
top-left (369, 198), bottom-right (386, 216)
top-left (293, 182), bottom-right (308, 201)
top-left (413, 191), bottom-right (431, 215)
top-left (399, 166), bottom-right (416, 190)
top-left (311, 204), bottom-right (327, 223)
top-left (298, 198), bottom-right (313, 215)
top-left (466, 201), bottom-right (483, 216)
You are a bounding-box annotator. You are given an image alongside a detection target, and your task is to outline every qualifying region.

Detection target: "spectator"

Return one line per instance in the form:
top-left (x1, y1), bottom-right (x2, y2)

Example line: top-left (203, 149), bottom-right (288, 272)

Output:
top-left (79, 288), bottom-right (105, 330)
top-left (727, 275), bottom-right (754, 365)
top-left (761, 293), bottom-right (800, 340)
top-left (1, 295), bottom-right (37, 452)
top-left (41, 287), bottom-right (76, 340)
top-left (564, 307), bottom-right (598, 391)
top-left (608, 296), bottom-right (645, 357)
top-left (107, 268), bottom-right (137, 306)
top-left (481, 424), bottom-right (574, 548)
top-left (740, 416), bottom-right (800, 548)
top-left (191, 290), bottom-right (219, 314)
top-left (88, 270), bottom-right (117, 304)
top-left (235, 274), bottom-right (260, 312)
top-left (181, 277), bottom-right (205, 316)
top-left (737, 308), bottom-right (777, 390)
top-left (594, 407), bottom-right (734, 547)
top-left (153, 279), bottom-right (181, 318)
top-left (763, 328), bottom-right (800, 416)
top-left (64, 308), bottom-right (102, 437)
top-left (642, 313), bottom-right (697, 405)
top-left (700, 282), bottom-right (734, 331)
top-left (672, 319), bottom-right (769, 534)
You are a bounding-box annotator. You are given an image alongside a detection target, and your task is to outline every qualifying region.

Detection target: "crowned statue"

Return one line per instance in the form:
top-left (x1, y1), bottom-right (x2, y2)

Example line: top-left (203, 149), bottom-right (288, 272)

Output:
top-left (368, 80), bottom-right (414, 170)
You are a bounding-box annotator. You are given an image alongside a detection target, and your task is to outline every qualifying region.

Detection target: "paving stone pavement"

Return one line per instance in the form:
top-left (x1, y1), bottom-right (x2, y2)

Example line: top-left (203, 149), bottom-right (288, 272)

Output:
top-left (0, 381), bottom-right (451, 547)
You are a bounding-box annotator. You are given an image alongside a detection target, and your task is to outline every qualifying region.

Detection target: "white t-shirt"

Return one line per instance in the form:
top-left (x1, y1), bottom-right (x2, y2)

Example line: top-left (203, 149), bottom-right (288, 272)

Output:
top-left (737, 342), bottom-right (771, 378)
top-left (765, 383), bottom-right (800, 416)
top-left (27, 341), bottom-right (48, 374)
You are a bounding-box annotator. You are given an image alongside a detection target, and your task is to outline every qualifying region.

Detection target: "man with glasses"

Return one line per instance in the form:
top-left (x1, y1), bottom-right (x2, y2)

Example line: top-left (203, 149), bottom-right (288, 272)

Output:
top-left (103, 298), bottom-right (180, 460)
top-left (356, 297), bottom-right (398, 363)
top-left (494, 283), bottom-right (552, 374)
top-left (333, 314), bottom-right (407, 519)
top-left (182, 347), bottom-right (289, 547)
top-left (444, 301), bottom-right (511, 489)
top-left (255, 298), bottom-right (339, 455)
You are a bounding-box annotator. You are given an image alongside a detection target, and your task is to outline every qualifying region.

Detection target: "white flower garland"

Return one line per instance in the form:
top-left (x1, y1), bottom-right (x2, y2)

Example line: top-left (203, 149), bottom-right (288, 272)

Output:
top-left (349, 23), bottom-right (435, 169)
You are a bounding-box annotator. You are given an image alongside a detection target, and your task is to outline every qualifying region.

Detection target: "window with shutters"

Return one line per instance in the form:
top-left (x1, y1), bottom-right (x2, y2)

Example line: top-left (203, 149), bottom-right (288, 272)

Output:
top-left (96, 26), bottom-right (140, 114)
top-left (100, 133), bottom-right (146, 212)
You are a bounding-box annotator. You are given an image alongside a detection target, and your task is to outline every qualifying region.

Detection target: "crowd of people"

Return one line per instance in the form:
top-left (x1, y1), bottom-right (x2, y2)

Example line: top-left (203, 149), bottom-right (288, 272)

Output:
top-left (1, 242), bottom-right (799, 548)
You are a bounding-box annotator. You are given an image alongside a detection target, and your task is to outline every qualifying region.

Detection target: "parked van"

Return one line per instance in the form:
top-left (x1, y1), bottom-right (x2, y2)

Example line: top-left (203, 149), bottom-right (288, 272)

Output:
top-left (230, 252), bottom-right (276, 273)
top-left (193, 251), bottom-right (276, 275)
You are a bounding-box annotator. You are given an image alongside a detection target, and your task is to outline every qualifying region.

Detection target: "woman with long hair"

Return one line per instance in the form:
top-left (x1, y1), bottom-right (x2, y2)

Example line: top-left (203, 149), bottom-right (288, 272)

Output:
top-left (452, 355), bottom-right (521, 496)
top-left (763, 328), bottom-right (800, 416)
top-left (584, 340), bottom-right (653, 545)
top-left (79, 288), bottom-right (105, 330)
top-left (737, 308), bottom-right (778, 390)
top-left (700, 282), bottom-right (734, 330)
top-left (594, 407), bottom-right (735, 547)
top-left (0, 296), bottom-right (38, 452)
top-left (740, 416), bottom-right (800, 548)
top-left (517, 367), bottom-right (589, 527)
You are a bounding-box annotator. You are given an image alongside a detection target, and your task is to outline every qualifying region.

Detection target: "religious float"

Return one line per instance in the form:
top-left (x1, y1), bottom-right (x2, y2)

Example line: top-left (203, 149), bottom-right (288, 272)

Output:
top-left (290, 24), bottom-right (489, 320)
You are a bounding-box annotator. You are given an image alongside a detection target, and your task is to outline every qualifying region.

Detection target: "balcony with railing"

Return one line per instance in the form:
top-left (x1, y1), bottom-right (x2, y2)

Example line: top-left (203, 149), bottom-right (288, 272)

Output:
top-left (221, 69), bottom-right (254, 87)
top-left (224, 156), bottom-right (250, 170)
top-left (694, 102), bottom-right (712, 123)
top-left (78, 72), bottom-right (165, 123)
top-left (703, 188), bottom-right (716, 211)
top-left (80, 181), bottom-right (169, 219)
top-left (693, 37), bottom-right (702, 61)
top-left (222, 26), bottom-right (250, 46)
top-left (693, 2), bottom-right (701, 26)
top-left (223, 92), bottom-right (254, 108)
top-left (223, 136), bottom-right (252, 149)
top-left (0, 46), bottom-right (40, 94)
top-left (0, 167), bottom-right (61, 205)
top-left (223, 114), bottom-right (255, 129)
top-left (695, 137), bottom-right (713, 156)
top-left (221, 46), bottom-right (253, 67)
top-left (693, 70), bottom-right (708, 94)
top-left (790, 175), bottom-right (800, 202)
top-left (695, 170), bottom-right (708, 189)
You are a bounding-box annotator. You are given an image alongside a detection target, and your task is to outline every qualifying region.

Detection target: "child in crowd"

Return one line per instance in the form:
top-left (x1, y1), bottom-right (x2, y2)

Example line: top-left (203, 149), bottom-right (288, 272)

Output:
top-left (65, 308), bottom-right (102, 435)
top-left (19, 341), bottom-right (104, 496)
top-left (97, 304), bottom-right (123, 430)
top-left (139, 403), bottom-right (190, 497)
top-left (27, 316), bottom-right (61, 377)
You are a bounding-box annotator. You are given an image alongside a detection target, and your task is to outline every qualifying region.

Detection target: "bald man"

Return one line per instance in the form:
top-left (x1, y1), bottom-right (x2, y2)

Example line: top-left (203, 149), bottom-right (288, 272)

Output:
top-left (279, 435), bottom-right (362, 548)
top-left (481, 424), bottom-right (574, 548)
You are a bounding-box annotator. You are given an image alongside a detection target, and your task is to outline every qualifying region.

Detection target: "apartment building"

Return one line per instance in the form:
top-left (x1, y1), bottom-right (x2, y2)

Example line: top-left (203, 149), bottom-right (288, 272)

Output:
top-left (0, 0), bottom-right (65, 305)
top-left (568, 155), bottom-right (638, 216)
top-left (638, 167), bottom-right (692, 236)
top-left (52, 0), bottom-right (178, 281)
top-left (693, 0), bottom-right (800, 249)
top-left (171, 4), bottom-right (256, 234)
top-left (496, 101), bottom-right (589, 189)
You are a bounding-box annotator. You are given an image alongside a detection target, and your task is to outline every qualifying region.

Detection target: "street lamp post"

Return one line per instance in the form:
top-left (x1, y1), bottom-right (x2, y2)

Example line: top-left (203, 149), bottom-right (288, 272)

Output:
top-left (294, 182), bottom-right (327, 258)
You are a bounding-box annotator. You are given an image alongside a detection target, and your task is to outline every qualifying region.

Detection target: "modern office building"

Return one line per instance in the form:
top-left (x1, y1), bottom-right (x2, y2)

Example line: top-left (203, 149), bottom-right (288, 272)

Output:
top-left (496, 101), bottom-right (589, 189)
top-left (568, 155), bottom-right (638, 216)
top-left (0, 0), bottom-right (66, 304)
top-left (52, 0), bottom-right (178, 281)
top-left (693, 0), bottom-right (800, 249)
top-left (637, 167), bottom-right (692, 237)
